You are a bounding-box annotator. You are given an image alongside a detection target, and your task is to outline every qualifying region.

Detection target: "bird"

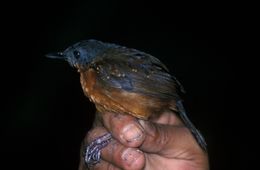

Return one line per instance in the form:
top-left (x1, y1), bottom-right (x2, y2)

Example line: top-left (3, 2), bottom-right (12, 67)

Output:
top-left (46, 39), bottom-right (207, 167)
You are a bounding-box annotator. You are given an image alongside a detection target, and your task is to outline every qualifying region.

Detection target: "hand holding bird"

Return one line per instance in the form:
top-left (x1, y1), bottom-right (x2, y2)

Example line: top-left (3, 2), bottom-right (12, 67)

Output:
top-left (46, 39), bottom-right (207, 169)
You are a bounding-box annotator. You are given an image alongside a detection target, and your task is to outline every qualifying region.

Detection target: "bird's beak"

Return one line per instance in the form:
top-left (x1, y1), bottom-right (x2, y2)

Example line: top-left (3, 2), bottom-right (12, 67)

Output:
top-left (45, 52), bottom-right (65, 59)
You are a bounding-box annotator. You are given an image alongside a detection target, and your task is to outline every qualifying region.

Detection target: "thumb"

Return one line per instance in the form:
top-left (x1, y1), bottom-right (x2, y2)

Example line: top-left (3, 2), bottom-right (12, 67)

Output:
top-left (138, 120), bottom-right (203, 156)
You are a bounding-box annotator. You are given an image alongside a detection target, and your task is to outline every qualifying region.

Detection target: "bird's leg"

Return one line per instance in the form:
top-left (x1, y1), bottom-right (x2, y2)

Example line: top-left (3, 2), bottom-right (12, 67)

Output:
top-left (84, 133), bottom-right (112, 167)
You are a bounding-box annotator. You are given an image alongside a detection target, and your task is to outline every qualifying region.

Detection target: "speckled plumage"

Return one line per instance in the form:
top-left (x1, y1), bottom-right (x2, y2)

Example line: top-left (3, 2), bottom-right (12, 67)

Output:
top-left (46, 39), bottom-right (207, 166)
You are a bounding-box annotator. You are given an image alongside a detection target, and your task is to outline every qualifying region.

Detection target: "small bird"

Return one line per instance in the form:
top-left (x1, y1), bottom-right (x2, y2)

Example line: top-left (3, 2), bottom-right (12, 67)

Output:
top-left (46, 39), bottom-right (207, 167)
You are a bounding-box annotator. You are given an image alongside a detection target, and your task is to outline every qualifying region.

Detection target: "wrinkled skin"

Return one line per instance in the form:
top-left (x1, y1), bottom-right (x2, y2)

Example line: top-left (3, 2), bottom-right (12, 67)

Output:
top-left (78, 111), bottom-right (209, 170)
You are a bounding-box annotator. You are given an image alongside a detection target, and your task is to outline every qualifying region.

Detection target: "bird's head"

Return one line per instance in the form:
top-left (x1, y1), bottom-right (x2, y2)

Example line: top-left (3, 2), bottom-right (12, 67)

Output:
top-left (46, 39), bottom-right (114, 69)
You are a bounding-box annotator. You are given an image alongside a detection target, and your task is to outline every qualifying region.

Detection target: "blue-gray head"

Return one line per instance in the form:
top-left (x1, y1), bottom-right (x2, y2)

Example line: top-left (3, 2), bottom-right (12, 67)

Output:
top-left (46, 39), bottom-right (116, 68)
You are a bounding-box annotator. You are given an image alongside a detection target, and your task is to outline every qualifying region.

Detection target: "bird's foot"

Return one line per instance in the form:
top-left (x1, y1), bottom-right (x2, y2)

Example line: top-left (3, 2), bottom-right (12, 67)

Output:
top-left (84, 133), bottom-right (112, 167)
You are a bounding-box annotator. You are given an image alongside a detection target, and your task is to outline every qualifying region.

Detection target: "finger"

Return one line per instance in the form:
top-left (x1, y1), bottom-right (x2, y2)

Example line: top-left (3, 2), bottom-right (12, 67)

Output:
top-left (138, 120), bottom-right (203, 156)
top-left (101, 111), bottom-right (184, 148)
top-left (85, 126), bottom-right (145, 170)
top-left (88, 160), bottom-right (121, 170)
top-left (79, 140), bottom-right (126, 170)
top-left (149, 110), bottom-right (184, 125)
top-left (101, 140), bottom-right (145, 170)
top-left (102, 112), bottom-right (145, 148)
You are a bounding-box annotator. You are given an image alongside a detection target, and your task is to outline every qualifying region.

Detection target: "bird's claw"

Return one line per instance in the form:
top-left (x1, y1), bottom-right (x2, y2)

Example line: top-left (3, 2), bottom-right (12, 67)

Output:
top-left (84, 133), bottom-right (112, 167)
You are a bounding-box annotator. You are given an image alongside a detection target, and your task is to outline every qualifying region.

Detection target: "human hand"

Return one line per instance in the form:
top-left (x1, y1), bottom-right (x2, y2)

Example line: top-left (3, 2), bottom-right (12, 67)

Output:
top-left (79, 111), bottom-right (209, 170)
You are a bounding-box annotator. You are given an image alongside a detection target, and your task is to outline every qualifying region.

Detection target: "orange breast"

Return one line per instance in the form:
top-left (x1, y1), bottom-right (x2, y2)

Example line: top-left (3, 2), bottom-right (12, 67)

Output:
top-left (80, 68), bottom-right (176, 120)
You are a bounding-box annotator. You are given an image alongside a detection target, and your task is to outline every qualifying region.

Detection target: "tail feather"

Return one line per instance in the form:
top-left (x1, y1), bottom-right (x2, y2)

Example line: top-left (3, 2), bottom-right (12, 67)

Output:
top-left (176, 100), bottom-right (207, 151)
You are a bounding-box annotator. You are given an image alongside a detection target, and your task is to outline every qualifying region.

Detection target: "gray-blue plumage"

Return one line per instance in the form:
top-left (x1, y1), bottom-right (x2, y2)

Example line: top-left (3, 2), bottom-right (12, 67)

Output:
top-left (46, 39), bottom-right (207, 152)
top-left (47, 39), bottom-right (184, 99)
top-left (48, 39), bottom-right (119, 67)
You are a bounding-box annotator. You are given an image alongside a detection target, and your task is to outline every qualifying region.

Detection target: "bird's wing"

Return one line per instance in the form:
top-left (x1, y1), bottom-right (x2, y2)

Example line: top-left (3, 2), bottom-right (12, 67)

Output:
top-left (89, 47), bottom-right (183, 100)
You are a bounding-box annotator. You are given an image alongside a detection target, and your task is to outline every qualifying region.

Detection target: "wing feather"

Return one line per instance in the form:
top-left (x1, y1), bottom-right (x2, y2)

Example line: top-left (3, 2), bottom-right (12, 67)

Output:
top-left (90, 47), bottom-right (182, 100)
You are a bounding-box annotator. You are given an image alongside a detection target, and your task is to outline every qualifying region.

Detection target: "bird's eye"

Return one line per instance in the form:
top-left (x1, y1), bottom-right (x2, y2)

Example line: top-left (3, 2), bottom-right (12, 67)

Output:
top-left (73, 50), bottom-right (80, 59)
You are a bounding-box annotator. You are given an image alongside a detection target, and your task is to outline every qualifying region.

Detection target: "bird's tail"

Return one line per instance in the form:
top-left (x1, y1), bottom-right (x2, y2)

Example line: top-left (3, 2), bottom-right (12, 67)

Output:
top-left (175, 100), bottom-right (207, 151)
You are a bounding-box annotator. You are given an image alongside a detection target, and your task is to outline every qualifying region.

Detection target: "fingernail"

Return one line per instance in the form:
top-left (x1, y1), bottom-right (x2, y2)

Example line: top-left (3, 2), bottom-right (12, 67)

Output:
top-left (121, 123), bottom-right (144, 142)
top-left (121, 148), bottom-right (143, 166)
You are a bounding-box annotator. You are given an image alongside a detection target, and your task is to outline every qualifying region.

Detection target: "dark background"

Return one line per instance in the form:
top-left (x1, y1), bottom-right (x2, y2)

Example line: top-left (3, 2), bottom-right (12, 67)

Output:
top-left (2, 1), bottom-right (254, 170)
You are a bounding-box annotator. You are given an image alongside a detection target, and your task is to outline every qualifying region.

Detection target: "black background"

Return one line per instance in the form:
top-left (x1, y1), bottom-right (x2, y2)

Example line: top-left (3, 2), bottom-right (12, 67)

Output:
top-left (2, 1), bottom-right (255, 170)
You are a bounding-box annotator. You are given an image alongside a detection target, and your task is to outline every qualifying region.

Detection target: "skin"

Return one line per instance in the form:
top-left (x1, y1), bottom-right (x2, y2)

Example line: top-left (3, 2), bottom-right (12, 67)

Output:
top-left (78, 111), bottom-right (209, 170)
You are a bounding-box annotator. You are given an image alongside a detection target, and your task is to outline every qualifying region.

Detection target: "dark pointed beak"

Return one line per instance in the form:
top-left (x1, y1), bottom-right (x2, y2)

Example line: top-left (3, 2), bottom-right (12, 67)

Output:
top-left (45, 52), bottom-right (65, 59)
